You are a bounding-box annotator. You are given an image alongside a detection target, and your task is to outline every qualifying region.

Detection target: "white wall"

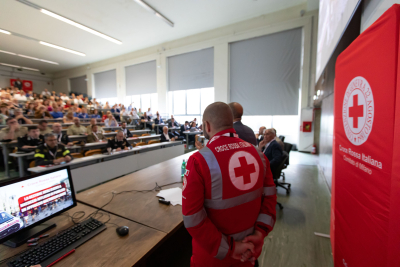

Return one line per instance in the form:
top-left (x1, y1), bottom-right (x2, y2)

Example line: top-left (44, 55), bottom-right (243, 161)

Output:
top-left (361, 0), bottom-right (398, 32)
top-left (53, 4), bottom-right (318, 151)
top-left (0, 66), bottom-right (53, 93)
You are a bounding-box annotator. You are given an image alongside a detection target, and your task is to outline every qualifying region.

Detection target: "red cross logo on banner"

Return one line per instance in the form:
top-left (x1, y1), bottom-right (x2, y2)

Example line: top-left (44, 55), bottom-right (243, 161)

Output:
top-left (229, 151), bottom-right (259, 191)
top-left (349, 94), bottom-right (363, 128)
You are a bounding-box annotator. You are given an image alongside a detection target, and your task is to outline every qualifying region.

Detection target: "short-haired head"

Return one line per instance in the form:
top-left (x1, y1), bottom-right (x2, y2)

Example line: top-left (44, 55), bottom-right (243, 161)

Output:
top-left (202, 102), bottom-right (233, 139)
top-left (228, 102), bottom-right (243, 120)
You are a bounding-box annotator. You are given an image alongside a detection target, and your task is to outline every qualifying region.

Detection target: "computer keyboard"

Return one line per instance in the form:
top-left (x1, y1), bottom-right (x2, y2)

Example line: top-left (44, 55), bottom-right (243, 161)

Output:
top-left (7, 217), bottom-right (107, 267)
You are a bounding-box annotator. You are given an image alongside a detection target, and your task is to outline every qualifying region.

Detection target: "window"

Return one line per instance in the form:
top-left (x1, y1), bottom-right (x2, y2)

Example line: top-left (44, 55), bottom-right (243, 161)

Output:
top-left (168, 88), bottom-right (214, 122)
top-left (97, 97), bottom-right (118, 107)
top-left (127, 93), bottom-right (158, 112)
top-left (242, 115), bottom-right (300, 145)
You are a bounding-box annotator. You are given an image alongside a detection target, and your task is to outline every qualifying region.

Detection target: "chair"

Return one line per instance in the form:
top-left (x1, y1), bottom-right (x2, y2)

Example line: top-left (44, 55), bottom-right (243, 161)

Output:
top-left (148, 140), bottom-right (160, 144)
top-left (141, 133), bottom-right (150, 136)
top-left (281, 142), bottom-right (293, 180)
top-left (115, 130), bottom-right (120, 132)
top-left (132, 134), bottom-right (139, 138)
top-left (70, 152), bottom-right (84, 158)
top-left (85, 149), bottom-right (102, 156)
top-left (278, 135), bottom-right (285, 142)
top-left (104, 130), bottom-right (112, 133)
top-left (135, 142), bottom-right (147, 146)
top-left (272, 151), bottom-right (291, 196)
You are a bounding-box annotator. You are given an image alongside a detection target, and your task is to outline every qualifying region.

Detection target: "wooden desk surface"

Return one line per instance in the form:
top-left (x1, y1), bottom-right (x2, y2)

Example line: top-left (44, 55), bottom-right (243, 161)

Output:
top-left (0, 203), bottom-right (166, 267)
top-left (77, 151), bottom-right (196, 234)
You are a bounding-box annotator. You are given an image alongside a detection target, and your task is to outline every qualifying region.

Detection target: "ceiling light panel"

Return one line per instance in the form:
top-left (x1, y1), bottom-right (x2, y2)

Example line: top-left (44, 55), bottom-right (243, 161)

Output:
top-left (0, 50), bottom-right (59, 65)
top-left (0, 29), bottom-right (11, 35)
top-left (39, 41), bottom-right (86, 57)
top-left (0, 63), bottom-right (39, 71)
top-left (16, 0), bottom-right (122, 45)
top-left (132, 0), bottom-right (174, 27)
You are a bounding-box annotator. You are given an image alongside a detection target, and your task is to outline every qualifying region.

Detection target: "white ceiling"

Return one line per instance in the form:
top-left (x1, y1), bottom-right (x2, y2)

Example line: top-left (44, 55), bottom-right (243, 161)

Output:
top-left (0, 0), bottom-right (307, 74)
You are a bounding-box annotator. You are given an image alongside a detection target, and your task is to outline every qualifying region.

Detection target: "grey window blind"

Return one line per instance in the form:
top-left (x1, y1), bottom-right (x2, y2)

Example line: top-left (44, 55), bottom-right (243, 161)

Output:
top-left (93, 69), bottom-right (117, 98)
top-left (229, 28), bottom-right (302, 115)
top-left (69, 75), bottom-right (87, 96)
top-left (168, 47), bottom-right (214, 91)
top-left (125, 60), bottom-right (157, 95)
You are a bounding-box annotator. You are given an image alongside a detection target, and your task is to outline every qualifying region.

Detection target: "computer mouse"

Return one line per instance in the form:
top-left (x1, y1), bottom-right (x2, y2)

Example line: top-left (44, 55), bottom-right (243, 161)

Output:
top-left (116, 226), bottom-right (129, 236)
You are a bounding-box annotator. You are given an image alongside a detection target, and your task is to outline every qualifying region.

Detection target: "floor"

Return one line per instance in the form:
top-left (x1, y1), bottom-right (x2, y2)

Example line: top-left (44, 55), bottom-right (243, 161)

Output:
top-left (259, 151), bottom-right (333, 267)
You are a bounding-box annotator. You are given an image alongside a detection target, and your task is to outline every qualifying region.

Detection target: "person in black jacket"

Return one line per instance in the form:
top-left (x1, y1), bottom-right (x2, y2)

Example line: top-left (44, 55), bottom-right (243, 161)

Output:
top-left (52, 123), bottom-right (73, 146)
top-left (160, 126), bottom-right (175, 142)
top-left (34, 133), bottom-right (73, 166)
top-left (18, 126), bottom-right (44, 152)
top-left (107, 131), bottom-right (132, 151)
top-left (259, 128), bottom-right (283, 175)
top-left (121, 122), bottom-right (132, 138)
top-left (228, 102), bottom-right (257, 146)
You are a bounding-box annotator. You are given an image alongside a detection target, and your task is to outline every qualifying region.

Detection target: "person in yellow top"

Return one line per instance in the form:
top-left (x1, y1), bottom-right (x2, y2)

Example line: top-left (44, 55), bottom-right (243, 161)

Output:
top-left (0, 118), bottom-right (28, 141)
top-left (67, 117), bottom-right (87, 135)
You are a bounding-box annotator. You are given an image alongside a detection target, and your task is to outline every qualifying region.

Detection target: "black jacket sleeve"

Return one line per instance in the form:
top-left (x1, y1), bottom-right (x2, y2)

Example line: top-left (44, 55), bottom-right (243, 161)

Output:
top-left (126, 129), bottom-right (133, 138)
top-left (267, 142), bottom-right (283, 168)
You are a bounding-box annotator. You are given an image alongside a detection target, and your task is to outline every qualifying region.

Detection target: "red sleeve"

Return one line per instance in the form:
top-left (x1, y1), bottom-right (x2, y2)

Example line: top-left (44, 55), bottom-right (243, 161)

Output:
top-left (254, 154), bottom-right (277, 237)
top-left (182, 154), bottom-right (235, 260)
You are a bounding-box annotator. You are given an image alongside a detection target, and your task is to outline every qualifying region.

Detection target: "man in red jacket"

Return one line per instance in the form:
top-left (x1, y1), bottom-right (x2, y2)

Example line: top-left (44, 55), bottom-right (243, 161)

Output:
top-left (183, 102), bottom-right (277, 267)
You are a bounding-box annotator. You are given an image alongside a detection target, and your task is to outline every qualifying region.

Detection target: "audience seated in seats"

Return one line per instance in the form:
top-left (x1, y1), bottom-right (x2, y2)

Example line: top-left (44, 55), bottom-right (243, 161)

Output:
top-left (90, 109), bottom-right (101, 119)
top-left (13, 91), bottom-right (26, 101)
top-left (107, 131), bottom-right (132, 151)
top-left (102, 111), bottom-right (111, 122)
top-left (17, 126), bottom-right (44, 152)
top-left (120, 107), bottom-right (129, 117)
top-left (154, 114), bottom-right (164, 133)
top-left (38, 120), bottom-right (52, 135)
top-left (259, 128), bottom-right (283, 175)
top-left (180, 121), bottom-right (190, 137)
top-left (34, 133), bottom-right (73, 166)
top-left (63, 111), bottom-right (75, 123)
top-left (140, 112), bottom-right (152, 130)
top-left (168, 118), bottom-right (180, 138)
top-left (228, 102), bottom-right (257, 146)
top-left (51, 91), bottom-right (58, 97)
top-left (35, 106), bottom-right (53, 119)
top-left (104, 114), bottom-right (118, 127)
top-left (52, 123), bottom-right (73, 146)
top-left (190, 118), bottom-right (198, 126)
top-left (137, 108), bottom-right (143, 118)
top-left (188, 121), bottom-right (199, 142)
top-left (64, 100), bottom-right (72, 110)
top-left (271, 128), bottom-right (285, 150)
top-left (77, 107), bottom-right (89, 119)
top-left (41, 89), bottom-right (51, 96)
top-left (121, 122), bottom-right (133, 138)
top-left (111, 104), bottom-right (120, 114)
top-left (103, 101), bottom-right (111, 109)
top-left (0, 118), bottom-right (28, 141)
top-left (87, 125), bottom-right (107, 143)
top-left (25, 102), bottom-right (36, 116)
top-left (12, 109), bottom-right (32, 125)
top-left (147, 108), bottom-right (153, 119)
top-left (257, 126), bottom-right (266, 145)
top-left (50, 106), bottom-right (64, 119)
top-left (67, 117), bottom-right (87, 135)
top-left (160, 126), bottom-right (176, 142)
top-left (87, 118), bottom-right (104, 134)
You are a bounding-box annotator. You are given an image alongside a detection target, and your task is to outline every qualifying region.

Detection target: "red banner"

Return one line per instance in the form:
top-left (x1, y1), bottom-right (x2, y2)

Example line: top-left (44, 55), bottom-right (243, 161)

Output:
top-left (10, 79), bottom-right (33, 92)
top-left (332, 4), bottom-right (400, 266)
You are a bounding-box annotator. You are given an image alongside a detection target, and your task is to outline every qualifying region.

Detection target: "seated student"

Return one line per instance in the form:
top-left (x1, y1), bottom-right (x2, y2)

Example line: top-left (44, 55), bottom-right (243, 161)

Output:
top-left (104, 114), bottom-right (118, 127)
top-left (121, 122), bottom-right (132, 138)
top-left (188, 121), bottom-right (199, 142)
top-left (52, 123), bottom-right (73, 146)
top-left (25, 102), bottom-right (36, 116)
top-left (102, 111), bottom-right (111, 122)
top-left (179, 121), bottom-right (190, 139)
top-left (34, 106), bottom-right (53, 119)
top-left (63, 111), bottom-right (75, 123)
top-left (190, 118), bottom-right (198, 126)
top-left (77, 107), bottom-right (89, 119)
top-left (168, 118), bottom-right (180, 138)
top-left (140, 112), bottom-right (152, 130)
top-left (67, 117), bottom-right (87, 135)
top-left (50, 106), bottom-right (64, 119)
top-left (259, 128), bottom-right (283, 175)
top-left (38, 120), bottom-right (52, 135)
top-left (160, 126), bottom-right (176, 142)
top-left (87, 125), bottom-right (107, 143)
top-left (86, 118), bottom-right (104, 134)
top-left (107, 131), bottom-right (132, 151)
top-left (271, 128), bottom-right (285, 150)
top-left (12, 109), bottom-right (33, 125)
top-left (17, 126), bottom-right (44, 152)
top-left (154, 114), bottom-right (164, 134)
top-left (257, 126), bottom-right (266, 146)
top-left (147, 108), bottom-right (153, 120)
top-left (34, 133), bottom-right (73, 166)
top-left (90, 109), bottom-right (101, 119)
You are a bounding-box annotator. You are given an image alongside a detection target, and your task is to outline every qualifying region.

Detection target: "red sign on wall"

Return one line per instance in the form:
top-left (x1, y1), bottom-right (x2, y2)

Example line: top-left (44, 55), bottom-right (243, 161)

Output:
top-left (10, 79), bottom-right (33, 92)
top-left (332, 4), bottom-right (400, 266)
